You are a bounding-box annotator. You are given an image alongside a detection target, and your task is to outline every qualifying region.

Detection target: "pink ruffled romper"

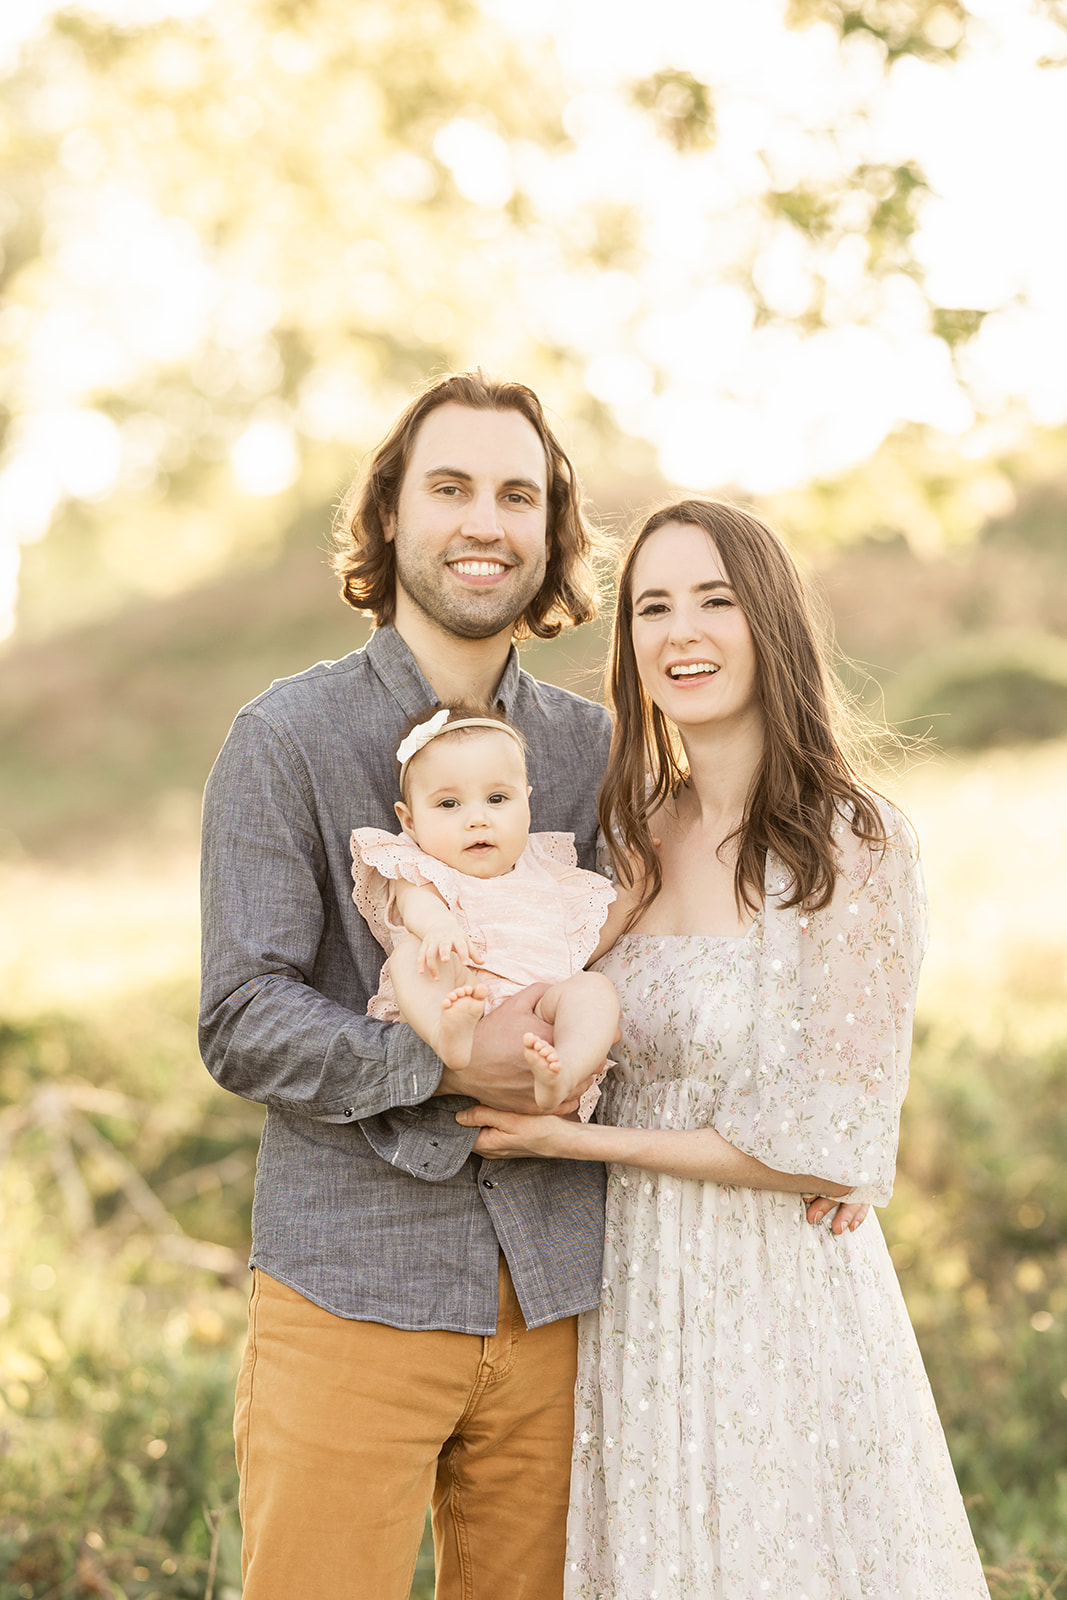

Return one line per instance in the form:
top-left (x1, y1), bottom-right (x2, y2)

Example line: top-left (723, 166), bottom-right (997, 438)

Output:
top-left (349, 828), bottom-right (616, 1022)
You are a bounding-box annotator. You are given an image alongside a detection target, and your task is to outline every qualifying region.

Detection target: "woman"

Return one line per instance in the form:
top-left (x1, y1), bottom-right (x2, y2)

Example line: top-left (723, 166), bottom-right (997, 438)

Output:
top-left (458, 501), bottom-right (989, 1599)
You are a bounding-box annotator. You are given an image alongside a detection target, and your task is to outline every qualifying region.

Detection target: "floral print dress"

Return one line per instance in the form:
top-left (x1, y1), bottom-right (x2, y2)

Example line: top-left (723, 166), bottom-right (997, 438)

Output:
top-left (565, 812), bottom-right (989, 1600)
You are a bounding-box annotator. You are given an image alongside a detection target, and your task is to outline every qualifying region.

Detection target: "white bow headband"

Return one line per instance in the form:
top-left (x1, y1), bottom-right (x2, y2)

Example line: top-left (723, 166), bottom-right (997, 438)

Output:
top-left (396, 709), bottom-right (526, 780)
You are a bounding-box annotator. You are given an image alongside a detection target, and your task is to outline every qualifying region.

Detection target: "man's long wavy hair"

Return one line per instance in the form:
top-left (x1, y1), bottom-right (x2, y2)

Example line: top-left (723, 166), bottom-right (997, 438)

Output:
top-left (332, 370), bottom-right (603, 640)
top-left (598, 499), bottom-right (888, 919)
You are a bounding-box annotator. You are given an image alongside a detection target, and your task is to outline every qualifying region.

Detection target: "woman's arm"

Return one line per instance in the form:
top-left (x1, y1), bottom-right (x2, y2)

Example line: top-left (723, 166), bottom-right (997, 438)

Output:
top-left (455, 1105), bottom-right (850, 1197)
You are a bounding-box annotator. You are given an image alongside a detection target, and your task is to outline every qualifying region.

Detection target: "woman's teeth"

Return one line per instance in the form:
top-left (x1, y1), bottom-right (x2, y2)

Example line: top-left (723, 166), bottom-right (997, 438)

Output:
top-left (669, 663), bottom-right (717, 678)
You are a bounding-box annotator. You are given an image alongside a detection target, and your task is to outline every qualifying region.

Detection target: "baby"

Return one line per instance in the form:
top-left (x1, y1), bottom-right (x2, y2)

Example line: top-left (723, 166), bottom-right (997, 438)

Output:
top-left (350, 706), bottom-right (620, 1113)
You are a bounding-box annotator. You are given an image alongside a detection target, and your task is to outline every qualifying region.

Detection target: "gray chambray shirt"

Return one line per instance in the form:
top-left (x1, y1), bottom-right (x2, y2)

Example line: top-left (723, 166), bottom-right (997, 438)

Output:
top-left (199, 625), bottom-right (611, 1332)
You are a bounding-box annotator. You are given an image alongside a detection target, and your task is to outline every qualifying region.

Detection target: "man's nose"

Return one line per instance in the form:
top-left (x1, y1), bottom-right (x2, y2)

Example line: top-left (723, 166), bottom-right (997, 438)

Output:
top-left (460, 489), bottom-right (504, 540)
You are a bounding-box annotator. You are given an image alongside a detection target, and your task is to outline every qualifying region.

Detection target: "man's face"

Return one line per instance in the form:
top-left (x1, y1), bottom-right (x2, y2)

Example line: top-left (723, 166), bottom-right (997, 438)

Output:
top-left (387, 403), bottom-right (550, 642)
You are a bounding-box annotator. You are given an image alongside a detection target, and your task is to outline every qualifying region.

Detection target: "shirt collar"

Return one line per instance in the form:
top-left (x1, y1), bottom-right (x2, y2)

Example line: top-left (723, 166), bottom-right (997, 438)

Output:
top-left (366, 624), bottom-right (523, 718)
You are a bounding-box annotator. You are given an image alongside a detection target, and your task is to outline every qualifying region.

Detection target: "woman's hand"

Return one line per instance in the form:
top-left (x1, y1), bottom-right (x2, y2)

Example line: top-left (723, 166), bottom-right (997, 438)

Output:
top-left (456, 1104), bottom-right (576, 1160)
top-left (804, 1195), bottom-right (870, 1233)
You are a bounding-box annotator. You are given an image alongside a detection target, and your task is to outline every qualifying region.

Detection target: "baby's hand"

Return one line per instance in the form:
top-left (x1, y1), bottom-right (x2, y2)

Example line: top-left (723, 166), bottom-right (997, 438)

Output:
top-left (418, 919), bottom-right (483, 979)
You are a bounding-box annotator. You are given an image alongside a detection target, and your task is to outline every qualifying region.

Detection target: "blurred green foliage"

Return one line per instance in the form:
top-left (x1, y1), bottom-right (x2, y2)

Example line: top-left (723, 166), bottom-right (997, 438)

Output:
top-left (889, 633), bottom-right (1067, 749)
top-left (0, 1002), bottom-right (258, 1599)
top-left (787, 0), bottom-right (968, 62)
top-left (888, 1020), bottom-right (1067, 1577)
top-left (629, 69), bottom-right (717, 152)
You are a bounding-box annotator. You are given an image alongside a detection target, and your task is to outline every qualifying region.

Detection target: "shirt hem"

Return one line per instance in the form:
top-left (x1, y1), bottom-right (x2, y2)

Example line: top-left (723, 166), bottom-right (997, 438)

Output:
top-left (248, 1258), bottom-right (601, 1333)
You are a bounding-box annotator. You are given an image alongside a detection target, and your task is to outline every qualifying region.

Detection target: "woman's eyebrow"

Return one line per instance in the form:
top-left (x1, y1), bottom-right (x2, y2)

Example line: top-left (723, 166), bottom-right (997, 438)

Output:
top-left (633, 579), bottom-right (731, 605)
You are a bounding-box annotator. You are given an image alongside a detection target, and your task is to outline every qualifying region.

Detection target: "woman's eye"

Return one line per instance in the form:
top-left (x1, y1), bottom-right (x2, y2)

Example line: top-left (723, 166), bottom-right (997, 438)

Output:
top-left (637, 603), bottom-right (668, 618)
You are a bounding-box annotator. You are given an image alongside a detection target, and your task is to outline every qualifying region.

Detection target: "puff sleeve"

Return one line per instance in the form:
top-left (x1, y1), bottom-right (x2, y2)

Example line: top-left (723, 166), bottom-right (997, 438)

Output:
top-left (714, 804), bottom-right (927, 1206)
top-left (351, 828), bottom-right (473, 954)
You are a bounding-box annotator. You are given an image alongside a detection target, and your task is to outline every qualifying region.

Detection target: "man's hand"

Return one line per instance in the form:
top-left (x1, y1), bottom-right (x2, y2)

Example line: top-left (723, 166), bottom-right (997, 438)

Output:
top-left (434, 984), bottom-right (595, 1116)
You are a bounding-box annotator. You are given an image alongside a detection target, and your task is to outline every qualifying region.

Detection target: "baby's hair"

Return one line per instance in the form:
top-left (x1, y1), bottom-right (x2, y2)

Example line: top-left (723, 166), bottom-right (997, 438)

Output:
top-left (396, 704), bottom-right (528, 803)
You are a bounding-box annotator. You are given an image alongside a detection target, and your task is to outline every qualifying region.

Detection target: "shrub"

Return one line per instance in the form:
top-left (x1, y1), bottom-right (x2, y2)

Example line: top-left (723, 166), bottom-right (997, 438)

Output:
top-left (889, 632), bottom-right (1067, 748)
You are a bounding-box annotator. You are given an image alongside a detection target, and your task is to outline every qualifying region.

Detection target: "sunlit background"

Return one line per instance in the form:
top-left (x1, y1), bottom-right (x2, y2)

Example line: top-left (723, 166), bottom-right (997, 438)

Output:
top-left (2, 2), bottom-right (1066, 1597)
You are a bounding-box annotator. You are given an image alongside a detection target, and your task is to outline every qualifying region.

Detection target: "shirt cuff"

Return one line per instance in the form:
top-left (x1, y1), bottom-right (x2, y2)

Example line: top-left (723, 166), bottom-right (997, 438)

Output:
top-left (359, 1099), bottom-right (480, 1180)
top-left (358, 1024), bottom-right (479, 1181)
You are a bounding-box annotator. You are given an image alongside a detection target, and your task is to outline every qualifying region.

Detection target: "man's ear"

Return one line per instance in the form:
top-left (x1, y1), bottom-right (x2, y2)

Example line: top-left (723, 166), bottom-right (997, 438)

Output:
top-left (395, 799), bottom-right (416, 838)
top-left (383, 508), bottom-right (396, 544)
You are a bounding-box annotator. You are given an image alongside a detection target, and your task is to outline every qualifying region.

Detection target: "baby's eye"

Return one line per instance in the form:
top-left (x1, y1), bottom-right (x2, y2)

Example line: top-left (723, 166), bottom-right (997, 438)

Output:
top-left (437, 797), bottom-right (460, 809)
top-left (487, 793), bottom-right (509, 805)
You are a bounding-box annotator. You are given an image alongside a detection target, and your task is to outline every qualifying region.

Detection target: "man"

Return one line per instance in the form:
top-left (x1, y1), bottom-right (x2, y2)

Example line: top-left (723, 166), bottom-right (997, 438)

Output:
top-left (199, 371), bottom-right (612, 1598)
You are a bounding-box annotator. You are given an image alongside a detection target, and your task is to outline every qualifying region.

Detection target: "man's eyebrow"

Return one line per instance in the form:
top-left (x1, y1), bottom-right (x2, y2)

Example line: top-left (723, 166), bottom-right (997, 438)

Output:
top-left (633, 579), bottom-right (731, 605)
top-left (422, 466), bottom-right (544, 493)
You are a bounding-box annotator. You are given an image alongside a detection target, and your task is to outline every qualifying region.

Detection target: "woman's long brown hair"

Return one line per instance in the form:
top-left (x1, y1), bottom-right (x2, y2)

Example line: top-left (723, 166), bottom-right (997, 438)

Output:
top-left (598, 499), bottom-right (887, 919)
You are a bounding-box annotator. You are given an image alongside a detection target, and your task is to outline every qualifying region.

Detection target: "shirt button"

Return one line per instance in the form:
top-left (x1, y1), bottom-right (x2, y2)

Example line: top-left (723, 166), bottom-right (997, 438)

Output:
top-left (343, 1108), bottom-right (354, 1118)
top-left (482, 1179), bottom-right (494, 1189)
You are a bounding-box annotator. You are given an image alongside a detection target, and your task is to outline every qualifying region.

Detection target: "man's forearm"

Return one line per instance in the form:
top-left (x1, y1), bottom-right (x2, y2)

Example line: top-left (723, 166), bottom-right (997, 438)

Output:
top-left (199, 969), bottom-right (442, 1119)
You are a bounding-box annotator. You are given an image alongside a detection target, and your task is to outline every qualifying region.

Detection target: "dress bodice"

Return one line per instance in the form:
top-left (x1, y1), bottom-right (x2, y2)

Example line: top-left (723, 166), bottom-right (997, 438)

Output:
top-left (594, 929), bottom-right (761, 1131)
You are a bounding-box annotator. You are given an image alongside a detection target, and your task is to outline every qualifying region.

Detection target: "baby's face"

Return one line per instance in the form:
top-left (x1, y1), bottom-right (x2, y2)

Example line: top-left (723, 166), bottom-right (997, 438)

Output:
top-left (396, 730), bottom-right (531, 879)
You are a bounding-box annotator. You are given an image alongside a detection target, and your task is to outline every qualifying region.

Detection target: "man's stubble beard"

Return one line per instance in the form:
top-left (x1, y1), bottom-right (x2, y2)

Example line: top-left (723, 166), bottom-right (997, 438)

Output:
top-left (392, 528), bottom-right (548, 642)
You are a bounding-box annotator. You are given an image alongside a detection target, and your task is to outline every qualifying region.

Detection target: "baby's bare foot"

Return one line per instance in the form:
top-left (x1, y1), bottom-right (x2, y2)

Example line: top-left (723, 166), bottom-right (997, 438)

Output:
top-left (524, 1032), bottom-right (568, 1112)
top-left (437, 984), bottom-right (488, 1071)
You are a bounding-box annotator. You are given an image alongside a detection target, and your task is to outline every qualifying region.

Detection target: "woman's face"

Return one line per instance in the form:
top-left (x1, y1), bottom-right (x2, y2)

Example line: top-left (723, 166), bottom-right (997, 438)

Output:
top-left (629, 520), bottom-right (760, 735)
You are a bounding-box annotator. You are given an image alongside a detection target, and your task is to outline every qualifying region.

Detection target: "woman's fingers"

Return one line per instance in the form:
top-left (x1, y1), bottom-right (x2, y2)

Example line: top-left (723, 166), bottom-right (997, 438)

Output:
top-left (833, 1201), bottom-right (870, 1232)
top-left (804, 1196), bottom-right (871, 1232)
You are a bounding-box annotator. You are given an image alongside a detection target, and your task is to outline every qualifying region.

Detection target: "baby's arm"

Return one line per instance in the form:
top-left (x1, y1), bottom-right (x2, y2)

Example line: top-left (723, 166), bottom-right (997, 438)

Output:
top-left (392, 878), bottom-right (484, 978)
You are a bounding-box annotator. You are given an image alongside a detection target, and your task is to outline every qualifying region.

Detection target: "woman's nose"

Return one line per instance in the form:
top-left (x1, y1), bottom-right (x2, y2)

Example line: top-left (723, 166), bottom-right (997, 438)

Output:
top-left (668, 609), bottom-right (700, 645)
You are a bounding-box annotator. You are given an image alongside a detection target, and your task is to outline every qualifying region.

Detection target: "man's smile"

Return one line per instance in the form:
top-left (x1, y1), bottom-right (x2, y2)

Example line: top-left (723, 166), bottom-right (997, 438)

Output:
top-left (447, 558), bottom-right (512, 579)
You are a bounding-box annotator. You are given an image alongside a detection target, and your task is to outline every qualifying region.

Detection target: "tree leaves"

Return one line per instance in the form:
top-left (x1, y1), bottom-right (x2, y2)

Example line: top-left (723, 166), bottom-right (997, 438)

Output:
top-left (787, 0), bottom-right (968, 64)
